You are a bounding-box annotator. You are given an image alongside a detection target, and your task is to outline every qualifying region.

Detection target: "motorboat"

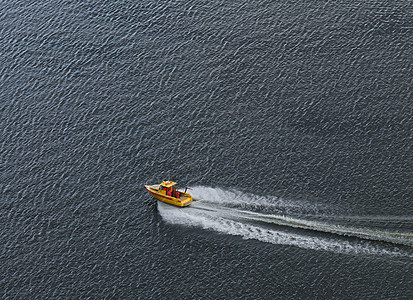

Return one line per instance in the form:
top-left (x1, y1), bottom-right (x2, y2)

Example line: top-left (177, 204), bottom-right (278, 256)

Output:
top-left (144, 180), bottom-right (193, 207)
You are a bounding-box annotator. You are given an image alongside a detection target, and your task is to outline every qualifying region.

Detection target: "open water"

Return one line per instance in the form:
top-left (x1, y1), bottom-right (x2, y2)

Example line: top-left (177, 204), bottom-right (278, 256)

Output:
top-left (1, 0), bottom-right (412, 298)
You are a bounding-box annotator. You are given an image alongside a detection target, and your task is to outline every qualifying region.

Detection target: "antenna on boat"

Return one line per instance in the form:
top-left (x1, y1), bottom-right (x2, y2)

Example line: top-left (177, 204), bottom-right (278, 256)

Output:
top-left (184, 187), bottom-right (192, 193)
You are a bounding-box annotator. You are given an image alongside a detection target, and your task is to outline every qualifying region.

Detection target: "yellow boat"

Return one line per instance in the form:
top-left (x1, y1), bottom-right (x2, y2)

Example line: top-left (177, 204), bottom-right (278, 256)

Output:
top-left (144, 180), bottom-right (194, 207)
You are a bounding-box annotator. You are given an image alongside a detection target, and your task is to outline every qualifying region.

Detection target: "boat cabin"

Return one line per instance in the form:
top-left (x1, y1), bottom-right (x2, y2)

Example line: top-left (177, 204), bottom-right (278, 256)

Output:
top-left (159, 180), bottom-right (180, 198)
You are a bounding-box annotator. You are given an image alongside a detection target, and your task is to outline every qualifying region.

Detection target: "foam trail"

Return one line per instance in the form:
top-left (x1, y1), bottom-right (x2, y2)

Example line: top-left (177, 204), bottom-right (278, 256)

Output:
top-left (189, 186), bottom-right (329, 213)
top-left (159, 187), bottom-right (413, 257)
top-left (234, 209), bottom-right (413, 246)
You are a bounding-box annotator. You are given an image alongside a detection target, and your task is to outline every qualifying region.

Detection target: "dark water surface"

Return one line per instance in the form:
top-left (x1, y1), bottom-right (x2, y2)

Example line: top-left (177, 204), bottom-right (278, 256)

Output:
top-left (1, 0), bottom-right (412, 298)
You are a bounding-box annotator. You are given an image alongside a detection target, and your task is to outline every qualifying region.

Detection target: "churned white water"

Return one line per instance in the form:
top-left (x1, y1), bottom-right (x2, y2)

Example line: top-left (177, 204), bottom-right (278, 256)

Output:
top-left (159, 187), bottom-right (413, 257)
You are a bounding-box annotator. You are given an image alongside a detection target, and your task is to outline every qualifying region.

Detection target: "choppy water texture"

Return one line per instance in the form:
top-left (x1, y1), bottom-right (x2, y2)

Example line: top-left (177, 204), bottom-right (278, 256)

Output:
top-left (1, 0), bottom-right (412, 298)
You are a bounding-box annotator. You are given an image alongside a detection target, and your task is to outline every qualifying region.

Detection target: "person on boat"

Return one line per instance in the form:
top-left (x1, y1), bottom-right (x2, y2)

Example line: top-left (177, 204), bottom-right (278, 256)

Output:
top-left (167, 188), bottom-right (172, 197)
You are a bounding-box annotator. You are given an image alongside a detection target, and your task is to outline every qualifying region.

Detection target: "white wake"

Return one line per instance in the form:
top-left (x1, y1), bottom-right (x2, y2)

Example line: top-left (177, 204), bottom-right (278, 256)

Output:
top-left (158, 186), bottom-right (413, 257)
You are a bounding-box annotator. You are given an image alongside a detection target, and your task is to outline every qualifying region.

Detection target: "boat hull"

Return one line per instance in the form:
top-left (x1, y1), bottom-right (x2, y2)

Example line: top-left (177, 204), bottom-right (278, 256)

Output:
top-left (144, 185), bottom-right (193, 207)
